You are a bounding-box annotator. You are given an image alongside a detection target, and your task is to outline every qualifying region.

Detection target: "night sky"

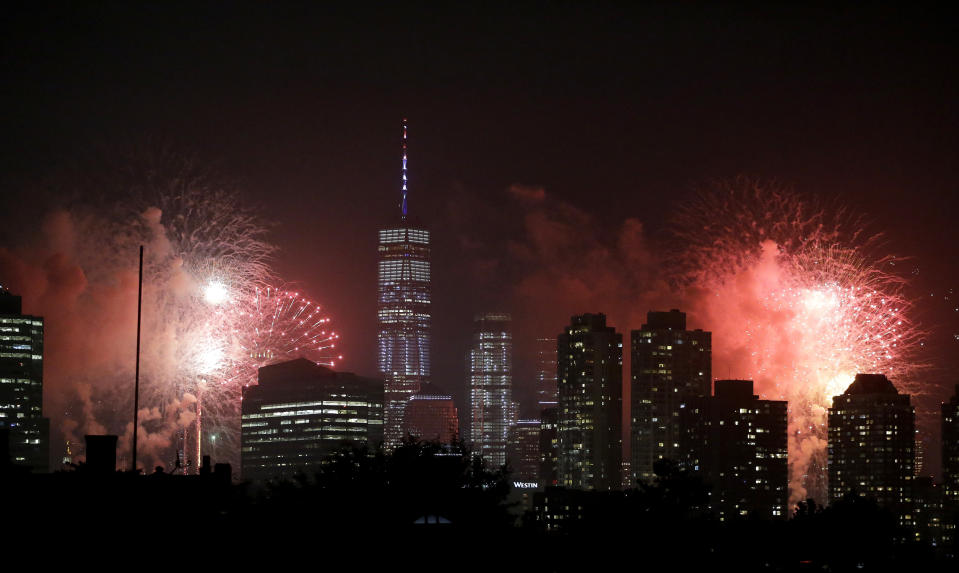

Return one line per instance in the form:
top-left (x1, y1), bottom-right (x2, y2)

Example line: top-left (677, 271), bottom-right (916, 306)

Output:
top-left (2, 3), bottom-right (957, 471)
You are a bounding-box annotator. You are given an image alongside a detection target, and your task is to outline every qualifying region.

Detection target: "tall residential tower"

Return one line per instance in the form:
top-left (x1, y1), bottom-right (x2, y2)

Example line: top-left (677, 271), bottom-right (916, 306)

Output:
top-left (828, 374), bottom-right (915, 525)
top-left (686, 380), bottom-right (789, 520)
top-left (557, 313), bottom-right (622, 491)
top-left (377, 119), bottom-right (431, 449)
top-left (631, 309), bottom-right (711, 484)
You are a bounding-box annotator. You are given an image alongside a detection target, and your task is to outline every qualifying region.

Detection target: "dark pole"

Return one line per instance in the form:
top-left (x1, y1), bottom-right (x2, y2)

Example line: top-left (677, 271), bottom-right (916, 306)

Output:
top-left (132, 245), bottom-right (143, 473)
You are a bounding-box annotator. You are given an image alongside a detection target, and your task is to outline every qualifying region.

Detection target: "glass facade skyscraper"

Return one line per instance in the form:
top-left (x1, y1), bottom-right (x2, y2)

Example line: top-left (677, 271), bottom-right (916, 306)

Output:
top-left (469, 313), bottom-right (513, 468)
top-left (378, 119), bottom-right (431, 449)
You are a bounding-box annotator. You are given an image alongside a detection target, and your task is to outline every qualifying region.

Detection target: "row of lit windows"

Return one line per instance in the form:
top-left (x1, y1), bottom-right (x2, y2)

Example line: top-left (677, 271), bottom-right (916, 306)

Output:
top-left (377, 309), bottom-right (430, 318)
top-left (379, 228), bottom-right (430, 244)
top-left (378, 271), bottom-right (430, 282)
top-left (0, 352), bottom-right (42, 360)
top-left (243, 408), bottom-right (366, 419)
top-left (260, 400), bottom-right (370, 410)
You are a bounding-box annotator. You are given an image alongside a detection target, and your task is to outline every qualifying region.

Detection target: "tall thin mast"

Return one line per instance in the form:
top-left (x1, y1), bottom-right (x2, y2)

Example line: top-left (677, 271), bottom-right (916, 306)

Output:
top-left (401, 118), bottom-right (408, 219)
top-left (132, 245), bottom-right (143, 473)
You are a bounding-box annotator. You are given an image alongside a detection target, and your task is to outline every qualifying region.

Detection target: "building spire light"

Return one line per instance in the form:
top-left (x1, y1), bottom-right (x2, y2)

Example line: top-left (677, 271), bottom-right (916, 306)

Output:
top-left (401, 118), bottom-right (408, 219)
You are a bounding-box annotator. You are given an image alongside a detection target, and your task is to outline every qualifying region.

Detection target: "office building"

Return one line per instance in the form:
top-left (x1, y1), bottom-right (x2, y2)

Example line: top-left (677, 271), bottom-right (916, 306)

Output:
top-left (631, 309), bottom-right (711, 484)
top-left (828, 373), bottom-right (914, 523)
top-left (377, 119), bottom-right (431, 449)
top-left (241, 358), bottom-right (384, 481)
top-left (557, 313), bottom-right (622, 491)
top-left (0, 288), bottom-right (49, 472)
top-left (402, 384), bottom-right (459, 444)
top-left (469, 313), bottom-right (513, 468)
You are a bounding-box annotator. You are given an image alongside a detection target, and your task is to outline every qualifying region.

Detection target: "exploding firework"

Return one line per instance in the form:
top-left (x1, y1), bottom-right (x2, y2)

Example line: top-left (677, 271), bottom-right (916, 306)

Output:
top-left (672, 178), bottom-right (922, 505)
top-left (0, 149), bottom-right (341, 472)
top-left (195, 285), bottom-right (341, 467)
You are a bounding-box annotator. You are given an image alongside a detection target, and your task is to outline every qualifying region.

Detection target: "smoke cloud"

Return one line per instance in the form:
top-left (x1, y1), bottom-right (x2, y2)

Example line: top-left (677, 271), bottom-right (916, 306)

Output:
top-left (453, 178), bottom-right (921, 505)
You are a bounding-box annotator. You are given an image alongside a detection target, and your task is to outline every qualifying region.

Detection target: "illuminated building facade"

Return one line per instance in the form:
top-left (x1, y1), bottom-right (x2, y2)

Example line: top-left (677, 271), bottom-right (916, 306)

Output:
top-left (378, 119), bottom-right (431, 449)
top-left (828, 374), bottom-right (914, 523)
top-left (535, 337), bottom-right (558, 407)
top-left (557, 313), bottom-right (622, 491)
top-left (686, 380), bottom-right (788, 520)
top-left (943, 384), bottom-right (959, 504)
top-left (0, 288), bottom-right (49, 472)
top-left (630, 309), bottom-right (711, 484)
top-left (469, 313), bottom-right (513, 468)
top-left (241, 358), bottom-right (383, 481)
top-left (402, 384), bottom-right (459, 444)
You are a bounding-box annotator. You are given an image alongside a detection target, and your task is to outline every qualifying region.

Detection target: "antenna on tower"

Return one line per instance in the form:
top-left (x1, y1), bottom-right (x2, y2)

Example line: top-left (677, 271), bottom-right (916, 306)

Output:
top-left (401, 118), bottom-right (408, 219)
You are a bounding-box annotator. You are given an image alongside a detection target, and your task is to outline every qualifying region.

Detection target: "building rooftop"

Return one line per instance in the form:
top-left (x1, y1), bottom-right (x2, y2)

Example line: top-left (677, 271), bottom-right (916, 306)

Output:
top-left (642, 309), bottom-right (686, 331)
top-left (714, 379), bottom-right (757, 400)
top-left (410, 382), bottom-right (454, 401)
top-left (844, 373), bottom-right (899, 396)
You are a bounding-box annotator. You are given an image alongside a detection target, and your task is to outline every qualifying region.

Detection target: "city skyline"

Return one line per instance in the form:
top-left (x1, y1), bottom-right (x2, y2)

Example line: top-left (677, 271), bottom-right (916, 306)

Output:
top-left (3, 4), bottom-right (959, 564)
top-left (0, 3), bottom-right (957, 483)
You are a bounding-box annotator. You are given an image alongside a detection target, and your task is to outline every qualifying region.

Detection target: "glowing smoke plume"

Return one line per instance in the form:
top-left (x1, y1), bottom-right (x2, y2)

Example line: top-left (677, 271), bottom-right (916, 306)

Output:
top-left (0, 150), bottom-right (340, 471)
top-left (671, 178), bottom-right (922, 504)
top-left (482, 178), bottom-right (922, 505)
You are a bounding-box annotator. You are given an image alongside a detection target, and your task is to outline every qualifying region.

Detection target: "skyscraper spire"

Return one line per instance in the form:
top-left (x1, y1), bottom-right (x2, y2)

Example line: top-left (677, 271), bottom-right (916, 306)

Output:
top-left (401, 118), bottom-right (408, 219)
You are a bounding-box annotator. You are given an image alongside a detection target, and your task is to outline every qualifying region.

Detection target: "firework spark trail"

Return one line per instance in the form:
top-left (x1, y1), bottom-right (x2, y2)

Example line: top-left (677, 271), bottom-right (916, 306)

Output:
top-left (195, 286), bottom-right (341, 470)
top-left (0, 151), bottom-right (341, 471)
top-left (672, 178), bottom-right (923, 505)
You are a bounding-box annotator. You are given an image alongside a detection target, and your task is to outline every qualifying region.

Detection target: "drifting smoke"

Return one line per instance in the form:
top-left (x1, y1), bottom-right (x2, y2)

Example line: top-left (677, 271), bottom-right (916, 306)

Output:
top-left (0, 150), bottom-right (339, 471)
top-left (482, 177), bottom-right (921, 505)
top-left (671, 178), bottom-right (921, 504)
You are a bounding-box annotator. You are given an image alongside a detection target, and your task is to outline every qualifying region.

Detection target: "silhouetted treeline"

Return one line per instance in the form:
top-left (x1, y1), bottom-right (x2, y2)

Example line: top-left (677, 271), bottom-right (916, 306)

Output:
top-left (247, 439), bottom-right (514, 533)
top-left (522, 460), bottom-right (954, 571)
top-left (3, 448), bottom-right (956, 569)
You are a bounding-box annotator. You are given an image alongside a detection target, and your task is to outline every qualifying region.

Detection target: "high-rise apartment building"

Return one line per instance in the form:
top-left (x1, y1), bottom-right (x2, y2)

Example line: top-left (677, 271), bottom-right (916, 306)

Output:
top-left (828, 373), bottom-right (915, 524)
top-left (631, 309), bottom-right (711, 484)
top-left (686, 380), bottom-right (788, 520)
top-left (535, 337), bottom-right (558, 408)
top-left (557, 313), bottom-right (622, 491)
top-left (402, 384), bottom-right (459, 444)
top-left (0, 288), bottom-right (49, 472)
top-left (469, 313), bottom-right (513, 468)
top-left (240, 358), bottom-right (384, 481)
top-left (377, 119), bottom-right (431, 449)
top-left (943, 384), bottom-right (959, 504)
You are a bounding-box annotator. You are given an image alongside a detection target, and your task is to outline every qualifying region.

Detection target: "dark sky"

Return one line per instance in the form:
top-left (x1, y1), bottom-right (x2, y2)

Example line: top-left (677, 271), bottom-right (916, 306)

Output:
top-left (2, 3), bottom-right (958, 465)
